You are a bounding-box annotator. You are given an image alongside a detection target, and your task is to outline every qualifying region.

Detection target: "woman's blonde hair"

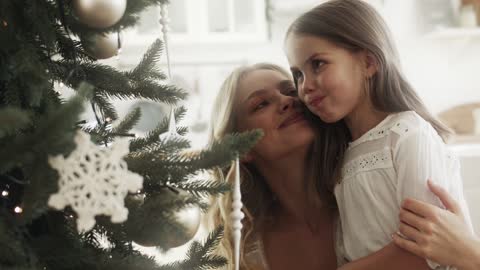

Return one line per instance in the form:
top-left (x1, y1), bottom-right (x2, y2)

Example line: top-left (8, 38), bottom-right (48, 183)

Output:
top-left (205, 63), bottom-right (345, 269)
top-left (286, 0), bottom-right (450, 140)
top-left (205, 63), bottom-right (287, 270)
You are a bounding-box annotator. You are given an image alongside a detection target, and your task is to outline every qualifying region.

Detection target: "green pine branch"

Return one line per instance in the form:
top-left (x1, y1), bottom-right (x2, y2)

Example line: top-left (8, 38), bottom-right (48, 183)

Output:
top-left (126, 78), bottom-right (188, 104)
top-left (129, 136), bottom-right (191, 158)
top-left (126, 130), bottom-right (263, 185)
top-left (160, 226), bottom-right (227, 270)
top-left (0, 84), bottom-right (90, 174)
top-left (127, 39), bottom-right (167, 82)
top-left (49, 48), bottom-right (187, 103)
top-left (53, 26), bottom-right (94, 63)
top-left (0, 85), bottom-right (91, 225)
top-left (178, 180), bottom-right (231, 199)
top-left (0, 213), bottom-right (32, 267)
top-left (91, 93), bottom-right (119, 121)
top-left (129, 106), bottom-right (188, 151)
top-left (0, 107), bottom-right (31, 138)
top-left (112, 107), bottom-right (142, 135)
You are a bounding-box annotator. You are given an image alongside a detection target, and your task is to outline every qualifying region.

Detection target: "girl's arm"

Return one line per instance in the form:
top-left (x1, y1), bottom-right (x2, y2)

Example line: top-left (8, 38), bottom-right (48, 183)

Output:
top-left (337, 242), bottom-right (430, 270)
top-left (393, 180), bottom-right (480, 270)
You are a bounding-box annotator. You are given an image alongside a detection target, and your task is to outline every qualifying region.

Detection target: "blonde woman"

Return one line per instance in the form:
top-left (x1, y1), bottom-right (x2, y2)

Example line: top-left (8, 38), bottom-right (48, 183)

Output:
top-left (205, 63), bottom-right (346, 270)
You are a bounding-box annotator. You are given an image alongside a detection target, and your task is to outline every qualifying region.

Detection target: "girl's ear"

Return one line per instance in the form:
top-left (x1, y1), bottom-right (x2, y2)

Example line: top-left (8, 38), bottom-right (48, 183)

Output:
top-left (364, 51), bottom-right (378, 78)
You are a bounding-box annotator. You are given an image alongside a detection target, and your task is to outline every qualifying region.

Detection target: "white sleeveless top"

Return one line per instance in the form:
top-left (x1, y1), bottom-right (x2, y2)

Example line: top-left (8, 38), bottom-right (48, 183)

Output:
top-left (334, 111), bottom-right (474, 269)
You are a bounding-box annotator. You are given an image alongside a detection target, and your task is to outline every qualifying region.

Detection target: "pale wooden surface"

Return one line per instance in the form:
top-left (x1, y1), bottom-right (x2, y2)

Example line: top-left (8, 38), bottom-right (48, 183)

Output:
top-left (438, 102), bottom-right (480, 135)
top-left (448, 135), bottom-right (480, 144)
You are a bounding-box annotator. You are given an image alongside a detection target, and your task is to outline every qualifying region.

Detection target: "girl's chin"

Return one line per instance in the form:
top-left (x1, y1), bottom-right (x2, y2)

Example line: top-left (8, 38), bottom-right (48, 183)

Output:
top-left (317, 111), bottom-right (341, 123)
top-left (320, 117), bottom-right (338, 124)
top-left (307, 105), bottom-right (342, 123)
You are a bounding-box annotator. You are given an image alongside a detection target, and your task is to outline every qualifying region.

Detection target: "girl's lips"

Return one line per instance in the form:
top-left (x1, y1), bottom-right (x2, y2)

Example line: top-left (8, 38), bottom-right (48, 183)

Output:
top-left (308, 96), bottom-right (325, 108)
top-left (279, 112), bottom-right (305, 129)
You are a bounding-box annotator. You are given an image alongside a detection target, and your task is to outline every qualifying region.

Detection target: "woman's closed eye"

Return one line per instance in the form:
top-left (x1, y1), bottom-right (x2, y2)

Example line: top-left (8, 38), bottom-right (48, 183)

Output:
top-left (253, 100), bottom-right (269, 111)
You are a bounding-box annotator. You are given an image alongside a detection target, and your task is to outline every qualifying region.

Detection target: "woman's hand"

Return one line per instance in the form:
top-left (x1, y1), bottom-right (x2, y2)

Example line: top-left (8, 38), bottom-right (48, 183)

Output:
top-left (392, 179), bottom-right (480, 270)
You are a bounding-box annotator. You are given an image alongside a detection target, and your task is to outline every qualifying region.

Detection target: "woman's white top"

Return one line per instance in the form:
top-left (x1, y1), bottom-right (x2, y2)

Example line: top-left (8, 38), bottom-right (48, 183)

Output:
top-left (334, 111), bottom-right (474, 269)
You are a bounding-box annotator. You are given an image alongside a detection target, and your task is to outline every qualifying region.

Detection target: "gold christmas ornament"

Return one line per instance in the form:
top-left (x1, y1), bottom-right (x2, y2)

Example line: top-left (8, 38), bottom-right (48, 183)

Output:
top-left (83, 32), bottom-right (121, 59)
top-left (73, 0), bottom-right (127, 28)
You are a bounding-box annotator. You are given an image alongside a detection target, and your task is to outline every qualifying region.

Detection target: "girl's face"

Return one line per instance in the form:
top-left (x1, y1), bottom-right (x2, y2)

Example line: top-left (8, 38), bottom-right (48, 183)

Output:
top-left (234, 69), bottom-right (315, 163)
top-left (285, 34), bottom-right (371, 123)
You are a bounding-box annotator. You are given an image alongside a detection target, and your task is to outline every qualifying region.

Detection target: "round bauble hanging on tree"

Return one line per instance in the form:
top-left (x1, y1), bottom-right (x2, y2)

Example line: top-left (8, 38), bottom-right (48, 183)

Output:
top-left (83, 32), bottom-right (121, 59)
top-left (166, 203), bottom-right (202, 248)
top-left (126, 189), bottom-right (202, 248)
top-left (73, 0), bottom-right (127, 28)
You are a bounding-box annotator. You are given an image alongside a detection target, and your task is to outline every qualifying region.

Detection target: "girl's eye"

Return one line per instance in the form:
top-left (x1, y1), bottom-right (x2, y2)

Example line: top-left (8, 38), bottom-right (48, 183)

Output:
top-left (312, 59), bottom-right (325, 71)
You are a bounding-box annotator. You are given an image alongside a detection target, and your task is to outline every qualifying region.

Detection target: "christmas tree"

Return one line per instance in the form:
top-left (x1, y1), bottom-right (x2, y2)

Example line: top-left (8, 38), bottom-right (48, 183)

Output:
top-left (0, 0), bottom-right (260, 269)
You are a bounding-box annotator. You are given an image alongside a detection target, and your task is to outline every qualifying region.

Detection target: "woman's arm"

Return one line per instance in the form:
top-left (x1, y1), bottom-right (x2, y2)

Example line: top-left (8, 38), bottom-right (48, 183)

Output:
top-left (393, 180), bottom-right (480, 270)
top-left (337, 242), bottom-right (430, 270)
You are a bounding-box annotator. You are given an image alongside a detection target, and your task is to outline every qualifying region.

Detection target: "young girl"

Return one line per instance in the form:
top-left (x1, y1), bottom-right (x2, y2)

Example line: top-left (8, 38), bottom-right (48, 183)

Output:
top-left (284, 0), bottom-right (474, 269)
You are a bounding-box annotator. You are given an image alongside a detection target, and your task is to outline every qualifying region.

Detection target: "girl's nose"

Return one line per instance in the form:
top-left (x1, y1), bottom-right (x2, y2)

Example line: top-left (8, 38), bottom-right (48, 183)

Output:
top-left (301, 76), bottom-right (315, 94)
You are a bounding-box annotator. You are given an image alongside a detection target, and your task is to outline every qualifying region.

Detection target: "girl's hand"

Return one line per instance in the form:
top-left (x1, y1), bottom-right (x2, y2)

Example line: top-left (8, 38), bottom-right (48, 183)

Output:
top-left (392, 179), bottom-right (480, 270)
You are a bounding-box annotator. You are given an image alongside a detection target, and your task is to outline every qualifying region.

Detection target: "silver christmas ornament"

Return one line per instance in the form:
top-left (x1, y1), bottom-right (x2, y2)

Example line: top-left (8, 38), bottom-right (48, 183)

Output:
top-left (127, 190), bottom-right (201, 248)
top-left (84, 32), bottom-right (121, 59)
top-left (73, 0), bottom-right (127, 28)
top-left (165, 203), bottom-right (201, 248)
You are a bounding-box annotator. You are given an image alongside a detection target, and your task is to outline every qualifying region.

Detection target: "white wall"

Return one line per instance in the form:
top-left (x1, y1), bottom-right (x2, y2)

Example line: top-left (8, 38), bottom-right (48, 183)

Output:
top-left (381, 0), bottom-right (480, 114)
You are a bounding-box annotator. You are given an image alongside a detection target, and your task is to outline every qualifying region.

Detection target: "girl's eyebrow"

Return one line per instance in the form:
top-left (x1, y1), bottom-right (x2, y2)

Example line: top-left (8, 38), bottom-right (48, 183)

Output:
top-left (291, 52), bottom-right (328, 71)
top-left (302, 53), bottom-right (319, 69)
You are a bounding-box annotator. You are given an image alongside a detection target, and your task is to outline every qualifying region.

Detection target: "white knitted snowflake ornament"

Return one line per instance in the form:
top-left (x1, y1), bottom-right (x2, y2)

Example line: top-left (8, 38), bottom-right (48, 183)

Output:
top-left (48, 131), bottom-right (143, 232)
